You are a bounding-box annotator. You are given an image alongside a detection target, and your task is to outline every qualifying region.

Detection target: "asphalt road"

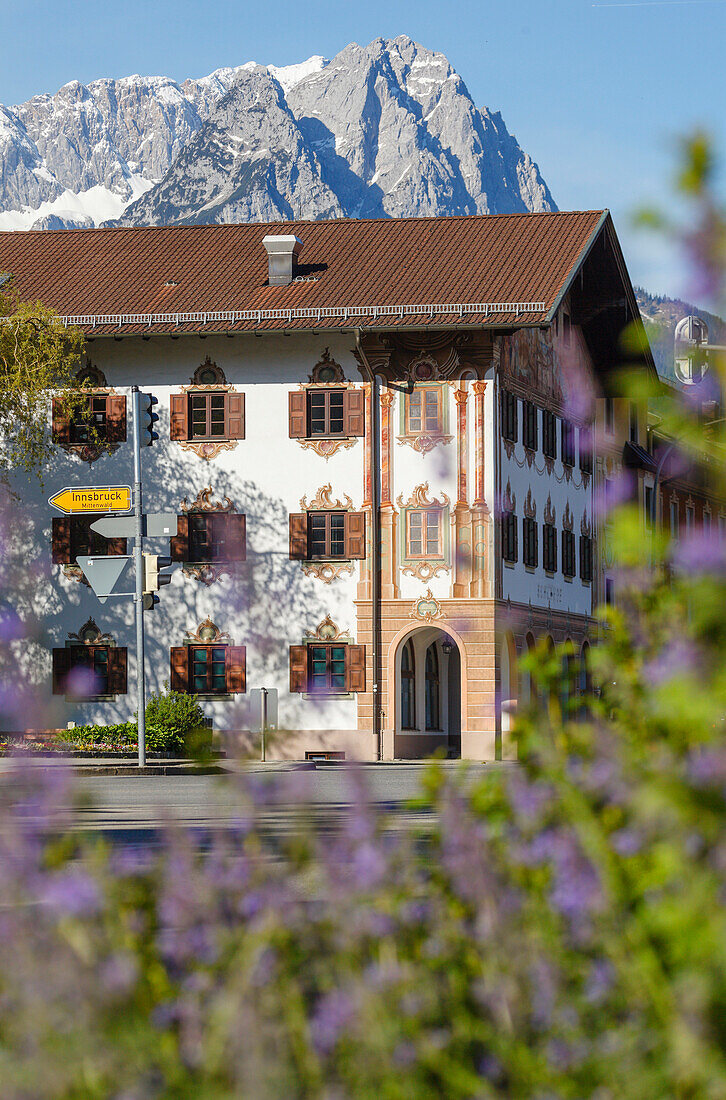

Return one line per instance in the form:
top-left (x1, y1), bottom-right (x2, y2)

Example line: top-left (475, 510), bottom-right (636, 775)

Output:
top-left (0, 762), bottom-right (505, 846)
top-left (74, 765), bottom-right (476, 833)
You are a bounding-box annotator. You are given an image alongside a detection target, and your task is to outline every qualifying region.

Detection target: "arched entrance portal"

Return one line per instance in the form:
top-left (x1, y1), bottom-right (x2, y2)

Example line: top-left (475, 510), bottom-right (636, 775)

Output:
top-left (392, 627), bottom-right (462, 759)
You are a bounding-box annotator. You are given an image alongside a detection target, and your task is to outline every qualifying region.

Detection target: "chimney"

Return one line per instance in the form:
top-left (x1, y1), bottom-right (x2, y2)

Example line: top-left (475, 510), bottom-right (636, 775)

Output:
top-left (263, 235), bottom-right (304, 286)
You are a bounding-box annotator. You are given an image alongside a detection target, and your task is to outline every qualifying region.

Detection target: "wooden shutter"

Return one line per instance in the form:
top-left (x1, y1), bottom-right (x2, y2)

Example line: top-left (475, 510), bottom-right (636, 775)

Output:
top-left (343, 388), bottom-right (365, 436)
top-left (170, 515), bottom-right (189, 561)
top-left (345, 511), bottom-right (366, 558)
top-left (106, 395), bottom-right (127, 444)
top-left (107, 647), bottom-right (128, 694)
top-left (346, 644), bottom-right (366, 693)
top-left (289, 391), bottom-right (307, 438)
top-left (225, 514), bottom-right (246, 561)
top-left (170, 647), bottom-right (189, 693)
top-left (52, 517), bottom-right (72, 565)
top-left (170, 393), bottom-right (189, 441)
top-left (225, 393), bottom-right (245, 440)
top-left (52, 648), bottom-right (71, 695)
top-left (225, 646), bottom-right (246, 693)
top-left (289, 645), bottom-right (307, 693)
top-left (513, 515), bottom-right (519, 562)
top-left (289, 513), bottom-right (308, 560)
top-left (52, 397), bottom-right (71, 446)
top-left (106, 536), bottom-right (127, 556)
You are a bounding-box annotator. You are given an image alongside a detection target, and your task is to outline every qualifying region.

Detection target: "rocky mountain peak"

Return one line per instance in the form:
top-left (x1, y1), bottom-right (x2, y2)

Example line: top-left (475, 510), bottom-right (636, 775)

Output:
top-left (0, 35), bottom-right (556, 231)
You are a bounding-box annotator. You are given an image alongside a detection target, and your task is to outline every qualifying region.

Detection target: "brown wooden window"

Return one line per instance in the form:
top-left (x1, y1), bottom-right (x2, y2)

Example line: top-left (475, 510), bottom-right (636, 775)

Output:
top-left (407, 387), bottom-right (441, 434)
top-left (523, 402), bottom-right (538, 451)
top-left (289, 643), bottom-right (366, 694)
top-left (579, 426), bottom-right (593, 474)
top-left (170, 645), bottom-right (246, 694)
top-left (289, 511), bottom-right (366, 560)
top-left (288, 389), bottom-right (364, 439)
top-left (543, 411), bottom-right (557, 460)
top-left (170, 393), bottom-right (245, 442)
top-left (52, 394), bottom-right (126, 446)
top-left (52, 645), bottom-right (127, 697)
top-left (580, 536), bottom-right (593, 582)
top-left (523, 516), bottom-right (538, 568)
top-left (407, 509), bottom-right (442, 558)
top-left (543, 523), bottom-right (558, 573)
top-left (503, 512), bottom-right (518, 563)
top-left (502, 390), bottom-right (518, 443)
top-left (170, 514), bottom-right (246, 563)
top-left (562, 530), bottom-right (576, 578)
top-left (52, 516), bottom-right (127, 565)
top-left (561, 420), bottom-right (575, 467)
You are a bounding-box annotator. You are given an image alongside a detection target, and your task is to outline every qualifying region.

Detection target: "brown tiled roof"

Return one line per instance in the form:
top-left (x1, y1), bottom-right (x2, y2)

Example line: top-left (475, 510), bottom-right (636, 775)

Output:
top-left (0, 211), bottom-right (608, 335)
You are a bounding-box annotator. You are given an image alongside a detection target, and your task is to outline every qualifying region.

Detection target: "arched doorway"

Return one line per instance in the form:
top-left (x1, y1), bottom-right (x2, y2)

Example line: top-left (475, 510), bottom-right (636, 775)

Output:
top-left (499, 632), bottom-right (518, 760)
top-left (392, 626), bottom-right (462, 759)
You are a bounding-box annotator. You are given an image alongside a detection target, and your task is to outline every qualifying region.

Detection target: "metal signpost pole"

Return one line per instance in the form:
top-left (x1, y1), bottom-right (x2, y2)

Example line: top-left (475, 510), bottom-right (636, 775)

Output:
top-left (261, 688), bottom-right (267, 763)
top-left (131, 386), bottom-right (146, 767)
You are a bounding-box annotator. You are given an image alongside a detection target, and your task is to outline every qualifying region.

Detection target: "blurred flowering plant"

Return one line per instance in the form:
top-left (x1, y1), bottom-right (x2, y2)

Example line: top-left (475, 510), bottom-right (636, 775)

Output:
top-left (0, 139), bottom-right (725, 1098)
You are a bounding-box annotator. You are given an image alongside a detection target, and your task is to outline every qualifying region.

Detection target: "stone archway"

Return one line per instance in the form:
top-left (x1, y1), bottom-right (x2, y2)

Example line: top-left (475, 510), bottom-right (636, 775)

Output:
top-left (385, 624), bottom-right (465, 760)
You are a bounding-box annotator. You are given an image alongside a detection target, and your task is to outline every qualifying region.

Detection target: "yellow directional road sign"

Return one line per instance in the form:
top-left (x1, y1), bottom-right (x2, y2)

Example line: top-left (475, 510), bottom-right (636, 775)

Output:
top-left (48, 485), bottom-right (132, 514)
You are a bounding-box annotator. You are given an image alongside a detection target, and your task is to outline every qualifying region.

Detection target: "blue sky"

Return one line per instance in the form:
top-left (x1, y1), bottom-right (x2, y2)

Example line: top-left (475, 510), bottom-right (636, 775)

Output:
top-left (2, 0), bottom-right (724, 299)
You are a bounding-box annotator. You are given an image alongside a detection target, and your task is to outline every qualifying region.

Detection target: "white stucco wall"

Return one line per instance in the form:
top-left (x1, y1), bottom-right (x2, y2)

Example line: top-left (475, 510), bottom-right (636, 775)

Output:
top-left (14, 332), bottom-right (368, 735)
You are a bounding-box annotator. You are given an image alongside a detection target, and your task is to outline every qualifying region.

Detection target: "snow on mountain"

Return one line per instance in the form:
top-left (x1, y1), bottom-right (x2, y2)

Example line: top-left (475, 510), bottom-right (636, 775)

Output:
top-left (0, 37), bottom-right (556, 231)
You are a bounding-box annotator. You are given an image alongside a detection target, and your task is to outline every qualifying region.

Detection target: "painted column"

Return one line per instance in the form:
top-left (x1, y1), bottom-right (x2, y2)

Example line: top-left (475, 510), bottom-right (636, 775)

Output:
top-left (452, 385), bottom-right (472, 598)
top-left (358, 381), bottom-right (373, 600)
top-left (379, 388), bottom-right (398, 600)
top-left (470, 380), bottom-right (490, 598)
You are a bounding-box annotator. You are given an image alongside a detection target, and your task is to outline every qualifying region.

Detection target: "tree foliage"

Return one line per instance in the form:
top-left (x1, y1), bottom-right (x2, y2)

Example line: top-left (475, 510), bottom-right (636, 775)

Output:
top-left (0, 283), bottom-right (85, 479)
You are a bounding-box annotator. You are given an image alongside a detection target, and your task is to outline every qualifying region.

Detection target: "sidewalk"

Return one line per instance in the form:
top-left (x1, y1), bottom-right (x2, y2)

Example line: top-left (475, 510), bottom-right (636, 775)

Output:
top-left (0, 754), bottom-right (514, 777)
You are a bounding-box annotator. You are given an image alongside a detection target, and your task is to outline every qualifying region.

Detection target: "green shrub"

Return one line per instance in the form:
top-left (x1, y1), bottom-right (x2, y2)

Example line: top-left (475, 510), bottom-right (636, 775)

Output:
top-left (144, 683), bottom-right (207, 754)
top-left (55, 722), bottom-right (136, 749)
top-left (54, 686), bottom-right (207, 754)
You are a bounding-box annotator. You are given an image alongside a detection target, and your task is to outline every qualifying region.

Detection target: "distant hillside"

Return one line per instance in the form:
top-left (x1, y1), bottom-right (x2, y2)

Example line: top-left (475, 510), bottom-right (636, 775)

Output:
top-left (635, 287), bottom-right (725, 384)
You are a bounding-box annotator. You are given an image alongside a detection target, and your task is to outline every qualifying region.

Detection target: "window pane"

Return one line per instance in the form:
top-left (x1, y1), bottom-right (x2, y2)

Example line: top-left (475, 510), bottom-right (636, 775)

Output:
top-left (190, 515), bottom-right (210, 561)
top-left (308, 391), bottom-right (327, 435)
top-left (210, 395), bottom-right (225, 437)
top-left (424, 390), bottom-right (439, 431)
top-left (426, 511), bottom-right (439, 555)
top-left (408, 391), bottom-right (422, 431)
top-left (329, 513), bottom-right (345, 557)
top-left (328, 391), bottom-right (344, 435)
top-left (190, 395), bottom-right (208, 437)
top-left (330, 646), bottom-right (346, 691)
top-left (308, 513), bottom-right (327, 557)
top-left (409, 511), bottom-right (423, 555)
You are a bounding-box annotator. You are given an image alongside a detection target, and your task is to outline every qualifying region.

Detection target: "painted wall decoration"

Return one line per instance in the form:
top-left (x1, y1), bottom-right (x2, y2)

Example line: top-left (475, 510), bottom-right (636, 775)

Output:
top-left (410, 589), bottom-right (445, 623)
top-left (396, 483), bottom-right (452, 583)
top-left (179, 486), bottom-right (240, 588)
top-left (500, 328), bottom-right (562, 404)
top-left (298, 484), bottom-right (357, 585)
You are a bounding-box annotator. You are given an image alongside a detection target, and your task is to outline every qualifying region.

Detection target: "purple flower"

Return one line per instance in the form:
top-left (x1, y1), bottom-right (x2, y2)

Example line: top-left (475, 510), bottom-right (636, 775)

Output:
top-left (611, 828), bottom-right (642, 857)
top-left (673, 530), bottom-right (726, 576)
top-left (65, 664), bottom-right (102, 698)
top-left (42, 869), bottom-right (102, 917)
top-left (310, 989), bottom-right (356, 1055)
top-left (584, 958), bottom-right (613, 1004)
top-left (645, 637), bottom-right (699, 685)
top-left (594, 470), bottom-right (636, 519)
top-left (100, 952), bottom-right (138, 996)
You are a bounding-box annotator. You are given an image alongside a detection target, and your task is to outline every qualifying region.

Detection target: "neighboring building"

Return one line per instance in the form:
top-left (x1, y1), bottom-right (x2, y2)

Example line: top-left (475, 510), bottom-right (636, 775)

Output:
top-left (0, 211), bottom-right (656, 760)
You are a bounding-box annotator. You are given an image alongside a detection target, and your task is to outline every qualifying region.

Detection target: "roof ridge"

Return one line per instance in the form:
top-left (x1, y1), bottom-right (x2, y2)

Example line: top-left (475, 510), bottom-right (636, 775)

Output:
top-left (0, 209), bottom-right (607, 239)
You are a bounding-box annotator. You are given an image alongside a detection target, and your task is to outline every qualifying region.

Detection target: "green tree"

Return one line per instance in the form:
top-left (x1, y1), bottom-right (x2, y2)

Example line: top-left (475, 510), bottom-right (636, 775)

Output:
top-left (0, 281), bottom-right (85, 480)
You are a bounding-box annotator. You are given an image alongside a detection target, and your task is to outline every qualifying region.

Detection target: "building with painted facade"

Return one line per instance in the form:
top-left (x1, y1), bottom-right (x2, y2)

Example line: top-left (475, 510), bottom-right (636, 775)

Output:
top-left (0, 211), bottom-right (657, 760)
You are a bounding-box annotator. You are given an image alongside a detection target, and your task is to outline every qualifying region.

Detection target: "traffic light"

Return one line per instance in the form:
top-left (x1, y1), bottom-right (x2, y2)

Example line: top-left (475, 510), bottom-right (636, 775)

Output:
top-left (142, 554), bottom-right (173, 611)
top-left (139, 392), bottom-right (159, 446)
